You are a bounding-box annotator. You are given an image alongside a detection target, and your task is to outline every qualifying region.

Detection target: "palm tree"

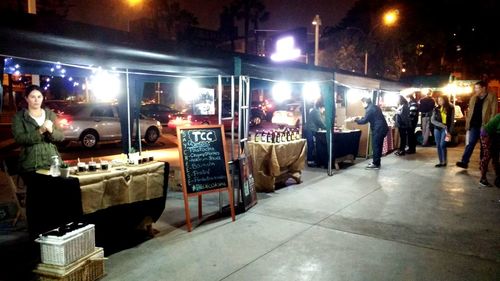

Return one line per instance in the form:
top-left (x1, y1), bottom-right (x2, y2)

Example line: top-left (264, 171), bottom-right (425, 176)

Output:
top-left (231, 0), bottom-right (269, 54)
top-left (146, 0), bottom-right (198, 39)
top-left (219, 5), bottom-right (238, 51)
top-left (37, 0), bottom-right (73, 18)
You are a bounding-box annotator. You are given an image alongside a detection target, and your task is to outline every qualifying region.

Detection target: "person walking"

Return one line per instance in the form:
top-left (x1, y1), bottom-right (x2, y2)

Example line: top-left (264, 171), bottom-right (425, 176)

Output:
top-left (354, 97), bottom-right (389, 169)
top-left (479, 114), bottom-right (500, 187)
top-left (304, 101), bottom-right (326, 167)
top-left (456, 81), bottom-right (497, 169)
top-left (431, 95), bottom-right (454, 167)
top-left (394, 95), bottom-right (411, 156)
top-left (407, 93), bottom-right (419, 154)
top-left (419, 90), bottom-right (435, 146)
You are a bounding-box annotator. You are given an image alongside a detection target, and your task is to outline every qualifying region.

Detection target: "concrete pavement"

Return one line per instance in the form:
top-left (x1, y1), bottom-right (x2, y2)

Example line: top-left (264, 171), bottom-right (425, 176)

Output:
top-left (102, 146), bottom-right (500, 281)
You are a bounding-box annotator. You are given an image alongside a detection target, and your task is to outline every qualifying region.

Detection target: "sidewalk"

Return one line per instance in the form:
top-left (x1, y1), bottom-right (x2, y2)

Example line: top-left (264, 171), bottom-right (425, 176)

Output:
top-left (102, 146), bottom-right (500, 281)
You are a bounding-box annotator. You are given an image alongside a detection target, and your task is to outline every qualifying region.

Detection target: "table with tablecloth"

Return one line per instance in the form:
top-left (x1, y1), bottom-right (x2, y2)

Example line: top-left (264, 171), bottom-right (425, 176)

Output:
top-left (27, 162), bottom-right (169, 250)
top-left (247, 139), bottom-right (306, 192)
top-left (315, 130), bottom-right (362, 169)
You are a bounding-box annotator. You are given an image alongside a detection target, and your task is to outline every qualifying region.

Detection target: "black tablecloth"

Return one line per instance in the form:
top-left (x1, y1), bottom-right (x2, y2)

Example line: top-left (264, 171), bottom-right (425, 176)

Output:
top-left (25, 162), bottom-right (169, 249)
top-left (315, 131), bottom-right (362, 168)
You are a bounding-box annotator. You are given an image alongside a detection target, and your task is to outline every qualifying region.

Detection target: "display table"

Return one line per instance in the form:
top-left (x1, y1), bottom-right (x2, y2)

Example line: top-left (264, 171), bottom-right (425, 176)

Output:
top-left (26, 162), bottom-right (169, 247)
top-left (316, 130), bottom-right (362, 169)
top-left (247, 139), bottom-right (306, 192)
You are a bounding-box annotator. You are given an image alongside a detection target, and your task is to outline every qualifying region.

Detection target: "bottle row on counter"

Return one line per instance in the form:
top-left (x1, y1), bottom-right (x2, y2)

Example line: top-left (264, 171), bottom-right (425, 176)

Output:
top-left (253, 128), bottom-right (302, 143)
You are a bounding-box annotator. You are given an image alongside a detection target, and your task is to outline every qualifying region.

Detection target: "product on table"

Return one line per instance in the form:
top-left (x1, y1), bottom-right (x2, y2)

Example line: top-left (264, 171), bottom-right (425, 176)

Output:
top-left (88, 162), bottom-right (97, 172)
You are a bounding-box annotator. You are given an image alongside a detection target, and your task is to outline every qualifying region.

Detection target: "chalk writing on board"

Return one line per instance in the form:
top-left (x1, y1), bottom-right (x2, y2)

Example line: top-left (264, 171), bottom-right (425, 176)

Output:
top-left (179, 127), bottom-right (228, 193)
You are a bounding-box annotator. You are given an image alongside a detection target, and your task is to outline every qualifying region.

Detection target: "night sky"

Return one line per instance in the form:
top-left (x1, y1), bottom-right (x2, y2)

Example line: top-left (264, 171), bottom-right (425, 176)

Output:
top-left (67, 0), bottom-right (357, 34)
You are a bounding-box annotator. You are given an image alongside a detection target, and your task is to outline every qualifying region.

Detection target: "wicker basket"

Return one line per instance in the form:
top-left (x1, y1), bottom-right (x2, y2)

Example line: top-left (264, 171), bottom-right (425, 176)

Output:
top-left (35, 247), bottom-right (105, 281)
top-left (36, 224), bottom-right (95, 266)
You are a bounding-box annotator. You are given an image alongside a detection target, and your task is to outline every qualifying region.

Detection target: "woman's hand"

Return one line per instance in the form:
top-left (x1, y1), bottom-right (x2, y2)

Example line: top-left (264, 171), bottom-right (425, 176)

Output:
top-left (42, 120), bottom-right (53, 134)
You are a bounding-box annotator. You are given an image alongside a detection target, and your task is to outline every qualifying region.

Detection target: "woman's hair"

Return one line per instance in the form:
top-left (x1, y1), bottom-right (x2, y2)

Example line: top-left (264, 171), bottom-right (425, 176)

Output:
top-left (398, 95), bottom-right (408, 106)
top-left (438, 95), bottom-right (451, 109)
top-left (361, 97), bottom-right (372, 104)
top-left (475, 80), bottom-right (487, 88)
top-left (24, 85), bottom-right (43, 98)
top-left (315, 100), bottom-right (324, 109)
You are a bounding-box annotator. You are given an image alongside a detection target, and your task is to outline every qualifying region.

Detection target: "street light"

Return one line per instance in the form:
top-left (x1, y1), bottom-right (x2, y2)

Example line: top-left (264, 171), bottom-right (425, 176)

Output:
top-left (126, 0), bottom-right (142, 7)
top-left (348, 9), bottom-right (399, 75)
top-left (312, 15), bottom-right (322, 66)
top-left (383, 9), bottom-right (399, 26)
top-left (125, 0), bottom-right (144, 32)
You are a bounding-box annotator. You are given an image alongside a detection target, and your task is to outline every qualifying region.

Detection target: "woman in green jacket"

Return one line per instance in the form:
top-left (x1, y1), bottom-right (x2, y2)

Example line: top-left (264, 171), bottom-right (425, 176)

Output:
top-left (12, 85), bottom-right (64, 178)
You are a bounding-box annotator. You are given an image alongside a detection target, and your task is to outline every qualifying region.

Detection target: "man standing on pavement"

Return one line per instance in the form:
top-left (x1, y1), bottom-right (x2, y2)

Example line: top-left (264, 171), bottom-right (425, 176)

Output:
top-left (304, 101), bottom-right (326, 167)
top-left (353, 97), bottom-right (389, 169)
top-left (407, 93), bottom-right (419, 154)
top-left (456, 81), bottom-right (497, 169)
top-left (419, 90), bottom-right (435, 146)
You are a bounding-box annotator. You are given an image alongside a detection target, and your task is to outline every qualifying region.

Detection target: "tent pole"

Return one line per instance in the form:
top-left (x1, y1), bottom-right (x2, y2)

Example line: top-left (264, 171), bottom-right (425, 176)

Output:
top-left (126, 69), bottom-right (131, 155)
top-left (218, 75), bottom-right (223, 213)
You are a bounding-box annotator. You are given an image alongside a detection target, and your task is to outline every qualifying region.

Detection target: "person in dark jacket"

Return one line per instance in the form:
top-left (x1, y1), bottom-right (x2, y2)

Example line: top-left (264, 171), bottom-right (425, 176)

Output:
top-left (431, 95), bottom-right (454, 167)
top-left (354, 97), bottom-right (389, 169)
top-left (407, 93), bottom-right (419, 154)
top-left (12, 85), bottom-right (65, 178)
top-left (304, 100), bottom-right (326, 166)
top-left (394, 95), bottom-right (411, 156)
top-left (419, 90), bottom-right (436, 146)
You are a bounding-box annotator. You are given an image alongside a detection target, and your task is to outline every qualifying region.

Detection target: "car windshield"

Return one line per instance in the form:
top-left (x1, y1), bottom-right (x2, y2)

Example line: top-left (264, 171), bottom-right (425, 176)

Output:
top-left (63, 105), bottom-right (86, 115)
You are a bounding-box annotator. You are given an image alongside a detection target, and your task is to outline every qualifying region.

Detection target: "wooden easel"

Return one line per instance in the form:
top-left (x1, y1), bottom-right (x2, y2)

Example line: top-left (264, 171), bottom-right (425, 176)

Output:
top-left (177, 125), bottom-right (236, 232)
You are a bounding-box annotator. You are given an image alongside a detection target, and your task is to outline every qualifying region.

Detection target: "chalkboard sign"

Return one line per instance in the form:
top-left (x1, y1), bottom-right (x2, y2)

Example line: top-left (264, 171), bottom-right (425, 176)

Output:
top-left (178, 126), bottom-right (228, 193)
top-left (177, 125), bottom-right (235, 231)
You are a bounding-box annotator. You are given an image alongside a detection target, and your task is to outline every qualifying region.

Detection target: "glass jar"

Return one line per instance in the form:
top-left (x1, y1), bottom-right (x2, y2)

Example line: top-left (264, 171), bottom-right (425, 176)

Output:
top-left (49, 155), bottom-right (61, 177)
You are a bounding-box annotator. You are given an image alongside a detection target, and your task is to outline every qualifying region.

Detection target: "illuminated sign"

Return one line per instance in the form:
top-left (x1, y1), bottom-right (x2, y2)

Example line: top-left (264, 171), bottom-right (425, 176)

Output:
top-left (271, 36), bottom-right (301, 62)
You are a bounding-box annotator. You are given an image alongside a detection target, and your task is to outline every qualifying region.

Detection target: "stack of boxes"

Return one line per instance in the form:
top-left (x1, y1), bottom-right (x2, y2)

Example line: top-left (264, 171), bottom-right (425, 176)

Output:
top-left (34, 223), bottom-right (105, 281)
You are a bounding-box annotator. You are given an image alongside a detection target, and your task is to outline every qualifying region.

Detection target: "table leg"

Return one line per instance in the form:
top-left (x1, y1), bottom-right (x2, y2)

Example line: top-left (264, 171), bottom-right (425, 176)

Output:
top-left (198, 195), bottom-right (202, 220)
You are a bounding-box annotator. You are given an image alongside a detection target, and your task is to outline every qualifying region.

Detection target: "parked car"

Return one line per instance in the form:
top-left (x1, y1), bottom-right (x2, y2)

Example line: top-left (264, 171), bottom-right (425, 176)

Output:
top-left (167, 113), bottom-right (192, 129)
top-left (141, 103), bottom-right (179, 124)
top-left (43, 100), bottom-right (71, 115)
top-left (57, 103), bottom-right (162, 148)
top-left (184, 101), bottom-right (239, 131)
top-left (271, 103), bottom-right (302, 128)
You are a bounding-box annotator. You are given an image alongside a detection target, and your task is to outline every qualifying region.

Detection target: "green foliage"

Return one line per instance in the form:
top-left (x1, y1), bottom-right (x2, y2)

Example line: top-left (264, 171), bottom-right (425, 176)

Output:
top-left (228, 0), bottom-right (270, 53)
top-left (146, 0), bottom-right (199, 38)
top-left (324, 0), bottom-right (500, 79)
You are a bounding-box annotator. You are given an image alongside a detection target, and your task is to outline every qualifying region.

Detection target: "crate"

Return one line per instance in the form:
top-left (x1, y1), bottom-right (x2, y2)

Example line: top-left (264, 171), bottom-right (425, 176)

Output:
top-left (35, 247), bottom-right (105, 281)
top-left (36, 224), bottom-right (95, 266)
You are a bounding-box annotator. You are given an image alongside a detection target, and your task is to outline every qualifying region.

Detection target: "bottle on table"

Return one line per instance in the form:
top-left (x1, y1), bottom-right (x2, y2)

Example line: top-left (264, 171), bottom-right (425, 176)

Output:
top-left (255, 130), bottom-right (261, 142)
top-left (281, 130), bottom-right (287, 142)
top-left (295, 128), bottom-right (301, 140)
top-left (266, 130), bottom-right (272, 143)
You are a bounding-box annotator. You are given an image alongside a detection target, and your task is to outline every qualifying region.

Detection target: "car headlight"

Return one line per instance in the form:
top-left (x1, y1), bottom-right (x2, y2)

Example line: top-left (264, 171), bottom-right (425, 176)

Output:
top-left (156, 121), bottom-right (161, 126)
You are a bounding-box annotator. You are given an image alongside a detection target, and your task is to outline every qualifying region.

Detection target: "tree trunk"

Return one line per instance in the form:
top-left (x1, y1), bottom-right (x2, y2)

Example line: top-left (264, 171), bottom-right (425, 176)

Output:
top-left (244, 17), bottom-right (249, 53)
top-left (254, 21), bottom-right (259, 55)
